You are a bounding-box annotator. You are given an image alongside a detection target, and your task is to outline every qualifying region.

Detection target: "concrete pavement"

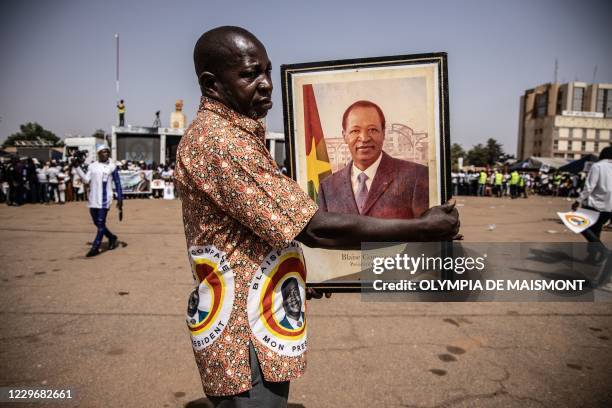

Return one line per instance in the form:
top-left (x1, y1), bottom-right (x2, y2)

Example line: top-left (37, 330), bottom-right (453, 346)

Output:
top-left (0, 196), bottom-right (611, 407)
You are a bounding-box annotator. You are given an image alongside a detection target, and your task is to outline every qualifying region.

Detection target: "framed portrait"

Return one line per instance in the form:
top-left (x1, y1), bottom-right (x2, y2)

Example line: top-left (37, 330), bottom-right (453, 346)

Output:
top-left (281, 53), bottom-right (451, 289)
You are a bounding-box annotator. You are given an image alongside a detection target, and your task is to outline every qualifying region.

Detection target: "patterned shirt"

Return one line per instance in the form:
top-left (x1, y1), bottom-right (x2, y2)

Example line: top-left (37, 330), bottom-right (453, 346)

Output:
top-left (175, 97), bottom-right (318, 396)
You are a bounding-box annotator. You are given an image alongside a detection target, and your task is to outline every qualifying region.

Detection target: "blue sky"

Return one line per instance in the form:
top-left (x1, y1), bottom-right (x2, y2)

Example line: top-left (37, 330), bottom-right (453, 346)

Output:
top-left (1, 0), bottom-right (611, 155)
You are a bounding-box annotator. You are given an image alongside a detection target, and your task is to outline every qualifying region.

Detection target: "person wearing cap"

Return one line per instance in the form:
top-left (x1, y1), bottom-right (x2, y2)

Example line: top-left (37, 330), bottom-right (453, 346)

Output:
top-left (74, 144), bottom-right (123, 257)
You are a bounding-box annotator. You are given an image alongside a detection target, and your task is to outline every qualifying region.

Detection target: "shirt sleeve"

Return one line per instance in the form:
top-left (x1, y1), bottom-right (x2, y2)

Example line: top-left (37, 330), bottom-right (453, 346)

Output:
top-left (579, 164), bottom-right (601, 207)
top-left (75, 166), bottom-right (91, 184)
top-left (179, 134), bottom-right (318, 249)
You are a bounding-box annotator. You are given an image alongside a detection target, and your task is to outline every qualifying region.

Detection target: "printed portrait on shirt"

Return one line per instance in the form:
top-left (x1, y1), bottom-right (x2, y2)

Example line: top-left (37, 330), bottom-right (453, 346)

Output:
top-left (281, 54), bottom-right (451, 284)
top-left (186, 245), bottom-right (235, 351)
top-left (278, 277), bottom-right (305, 330)
top-left (248, 242), bottom-right (308, 357)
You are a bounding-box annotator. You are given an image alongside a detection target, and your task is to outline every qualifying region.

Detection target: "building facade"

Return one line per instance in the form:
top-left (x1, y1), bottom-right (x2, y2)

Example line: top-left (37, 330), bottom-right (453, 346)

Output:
top-left (111, 125), bottom-right (287, 167)
top-left (517, 82), bottom-right (612, 160)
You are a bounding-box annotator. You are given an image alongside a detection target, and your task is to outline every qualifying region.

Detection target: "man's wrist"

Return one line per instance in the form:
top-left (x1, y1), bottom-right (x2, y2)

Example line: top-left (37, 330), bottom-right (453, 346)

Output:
top-left (414, 217), bottom-right (431, 242)
top-left (394, 218), bottom-right (427, 242)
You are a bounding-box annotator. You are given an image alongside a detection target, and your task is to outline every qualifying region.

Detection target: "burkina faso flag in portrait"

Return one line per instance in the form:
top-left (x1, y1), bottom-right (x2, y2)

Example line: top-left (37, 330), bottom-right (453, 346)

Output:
top-left (303, 84), bottom-right (332, 201)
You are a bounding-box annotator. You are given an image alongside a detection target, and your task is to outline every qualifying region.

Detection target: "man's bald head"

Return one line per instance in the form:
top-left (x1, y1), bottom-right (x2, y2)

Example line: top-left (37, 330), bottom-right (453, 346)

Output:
top-left (194, 26), bottom-right (263, 88)
top-left (192, 26), bottom-right (273, 119)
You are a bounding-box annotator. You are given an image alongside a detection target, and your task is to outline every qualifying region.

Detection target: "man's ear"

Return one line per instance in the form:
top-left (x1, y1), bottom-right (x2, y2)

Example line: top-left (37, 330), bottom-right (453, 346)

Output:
top-left (342, 130), bottom-right (348, 143)
top-left (199, 71), bottom-right (222, 99)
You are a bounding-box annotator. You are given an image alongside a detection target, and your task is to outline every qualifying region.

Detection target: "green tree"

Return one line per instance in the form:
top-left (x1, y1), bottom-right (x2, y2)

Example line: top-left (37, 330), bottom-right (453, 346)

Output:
top-left (466, 143), bottom-right (488, 167)
top-left (2, 122), bottom-right (62, 148)
top-left (450, 143), bottom-right (466, 171)
top-left (91, 128), bottom-right (110, 144)
top-left (485, 138), bottom-right (505, 165)
top-left (92, 129), bottom-right (106, 139)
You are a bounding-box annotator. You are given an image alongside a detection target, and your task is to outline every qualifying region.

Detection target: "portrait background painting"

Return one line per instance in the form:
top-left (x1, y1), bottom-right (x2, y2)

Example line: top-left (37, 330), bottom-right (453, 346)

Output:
top-left (281, 54), bottom-right (450, 288)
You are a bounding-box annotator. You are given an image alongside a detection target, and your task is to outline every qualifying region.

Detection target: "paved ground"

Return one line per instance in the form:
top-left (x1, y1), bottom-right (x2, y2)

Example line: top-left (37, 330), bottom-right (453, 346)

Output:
top-left (0, 196), bottom-right (611, 407)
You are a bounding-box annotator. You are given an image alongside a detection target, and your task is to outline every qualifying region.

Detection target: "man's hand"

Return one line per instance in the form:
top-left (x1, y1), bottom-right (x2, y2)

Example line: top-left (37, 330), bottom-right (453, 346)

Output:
top-left (306, 288), bottom-right (332, 300)
top-left (571, 201), bottom-right (580, 211)
top-left (419, 200), bottom-right (460, 241)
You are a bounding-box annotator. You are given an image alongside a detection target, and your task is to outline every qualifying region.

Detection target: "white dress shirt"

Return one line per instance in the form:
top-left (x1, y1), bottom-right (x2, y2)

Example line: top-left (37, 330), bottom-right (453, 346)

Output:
top-left (283, 313), bottom-right (304, 329)
top-left (350, 153), bottom-right (383, 199)
top-left (579, 159), bottom-right (612, 212)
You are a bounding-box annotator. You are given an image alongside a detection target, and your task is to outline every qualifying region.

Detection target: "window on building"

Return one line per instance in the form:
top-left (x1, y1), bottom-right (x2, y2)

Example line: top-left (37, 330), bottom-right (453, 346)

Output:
top-left (553, 140), bottom-right (559, 150)
top-left (581, 141), bottom-right (586, 151)
top-left (572, 87), bottom-right (585, 111)
top-left (596, 88), bottom-right (612, 118)
top-left (556, 89), bottom-right (564, 114)
top-left (535, 91), bottom-right (548, 118)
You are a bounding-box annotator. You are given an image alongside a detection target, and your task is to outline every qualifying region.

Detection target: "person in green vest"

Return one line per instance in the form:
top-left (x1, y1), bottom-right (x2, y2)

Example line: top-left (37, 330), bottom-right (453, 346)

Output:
top-left (509, 170), bottom-right (520, 199)
top-left (477, 170), bottom-right (487, 196)
top-left (518, 172), bottom-right (527, 198)
top-left (552, 172), bottom-right (562, 196)
top-left (494, 170), bottom-right (503, 198)
top-left (117, 99), bottom-right (126, 127)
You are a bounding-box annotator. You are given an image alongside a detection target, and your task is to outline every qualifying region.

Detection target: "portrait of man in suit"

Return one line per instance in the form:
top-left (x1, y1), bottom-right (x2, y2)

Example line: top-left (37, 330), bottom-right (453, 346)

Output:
top-left (279, 277), bottom-right (304, 330)
top-left (317, 100), bottom-right (429, 219)
top-left (187, 289), bottom-right (209, 325)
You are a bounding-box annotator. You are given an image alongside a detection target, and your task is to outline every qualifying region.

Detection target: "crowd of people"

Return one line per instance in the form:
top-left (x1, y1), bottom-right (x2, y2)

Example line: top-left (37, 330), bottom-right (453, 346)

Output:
top-left (0, 156), bottom-right (177, 205)
top-left (0, 155), bottom-right (598, 206)
top-left (451, 168), bottom-right (587, 199)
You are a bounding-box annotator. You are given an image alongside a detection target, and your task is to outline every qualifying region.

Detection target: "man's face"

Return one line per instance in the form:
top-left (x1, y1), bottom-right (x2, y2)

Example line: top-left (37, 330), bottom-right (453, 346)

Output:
top-left (282, 280), bottom-right (302, 318)
top-left (98, 149), bottom-right (110, 163)
top-left (214, 38), bottom-right (273, 119)
top-left (343, 106), bottom-right (385, 171)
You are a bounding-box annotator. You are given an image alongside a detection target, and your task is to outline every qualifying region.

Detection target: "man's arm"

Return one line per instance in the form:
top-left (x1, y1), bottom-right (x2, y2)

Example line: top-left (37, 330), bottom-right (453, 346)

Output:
top-left (573, 164), bottom-right (599, 210)
top-left (74, 165), bottom-right (91, 184)
top-left (112, 167), bottom-right (123, 209)
top-left (296, 201), bottom-right (459, 250)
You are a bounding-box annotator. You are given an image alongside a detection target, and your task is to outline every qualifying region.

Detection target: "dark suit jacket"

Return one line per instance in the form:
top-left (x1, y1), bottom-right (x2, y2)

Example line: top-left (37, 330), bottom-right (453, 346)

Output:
top-left (317, 152), bottom-right (429, 219)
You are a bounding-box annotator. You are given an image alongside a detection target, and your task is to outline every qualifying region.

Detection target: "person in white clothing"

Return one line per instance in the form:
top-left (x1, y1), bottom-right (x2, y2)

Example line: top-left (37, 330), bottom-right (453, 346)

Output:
top-left (74, 145), bottom-right (123, 257)
top-left (572, 146), bottom-right (612, 267)
top-left (57, 167), bottom-right (67, 204)
top-left (46, 161), bottom-right (60, 203)
top-left (36, 163), bottom-right (49, 203)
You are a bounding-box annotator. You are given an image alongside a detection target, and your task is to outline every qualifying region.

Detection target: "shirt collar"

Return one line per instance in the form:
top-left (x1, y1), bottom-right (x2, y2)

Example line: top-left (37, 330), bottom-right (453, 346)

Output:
top-left (285, 313), bottom-right (303, 328)
top-left (198, 96), bottom-right (266, 141)
top-left (351, 152), bottom-right (383, 181)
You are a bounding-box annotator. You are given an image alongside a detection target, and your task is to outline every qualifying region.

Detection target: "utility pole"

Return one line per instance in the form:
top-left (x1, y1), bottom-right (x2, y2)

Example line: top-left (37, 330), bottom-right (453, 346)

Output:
top-left (115, 33), bottom-right (120, 96)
